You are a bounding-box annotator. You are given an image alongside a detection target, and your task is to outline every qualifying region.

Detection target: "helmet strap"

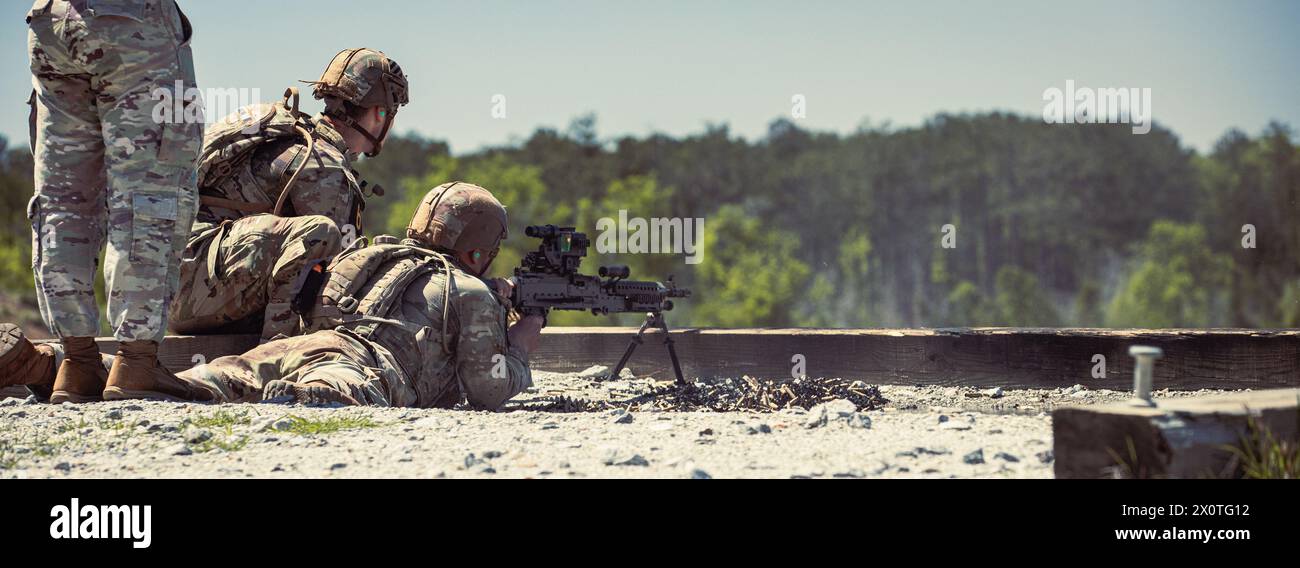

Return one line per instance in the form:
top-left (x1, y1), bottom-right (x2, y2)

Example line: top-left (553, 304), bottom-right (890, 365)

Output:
top-left (326, 107), bottom-right (394, 158)
top-left (369, 108), bottom-right (396, 157)
top-left (476, 248), bottom-right (499, 277)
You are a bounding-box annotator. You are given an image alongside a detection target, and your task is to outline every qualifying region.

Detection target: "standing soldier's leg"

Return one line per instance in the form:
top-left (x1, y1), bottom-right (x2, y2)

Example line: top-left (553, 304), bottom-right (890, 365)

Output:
top-left (78, 1), bottom-right (203, 400)
top-left (28, 1), bottom-right (112, 403)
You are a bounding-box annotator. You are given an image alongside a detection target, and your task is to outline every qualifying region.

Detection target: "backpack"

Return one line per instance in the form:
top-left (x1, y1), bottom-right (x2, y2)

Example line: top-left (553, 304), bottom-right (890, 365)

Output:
top-left (196, 88), bottom-right (317, 215)
top-left (303, 241), bottom-right (459, 386)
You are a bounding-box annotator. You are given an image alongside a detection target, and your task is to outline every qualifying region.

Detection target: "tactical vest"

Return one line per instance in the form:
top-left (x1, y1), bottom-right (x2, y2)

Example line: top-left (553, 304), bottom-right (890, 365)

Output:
top-left (303, 240), bottom-right (462, 407)
top-left (196, 88), bottom-right (319, 217)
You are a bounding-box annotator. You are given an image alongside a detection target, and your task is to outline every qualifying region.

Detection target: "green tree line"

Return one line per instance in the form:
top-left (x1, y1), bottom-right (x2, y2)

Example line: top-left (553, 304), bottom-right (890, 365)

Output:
top-left (2, 113), bottom-right (1296, 333)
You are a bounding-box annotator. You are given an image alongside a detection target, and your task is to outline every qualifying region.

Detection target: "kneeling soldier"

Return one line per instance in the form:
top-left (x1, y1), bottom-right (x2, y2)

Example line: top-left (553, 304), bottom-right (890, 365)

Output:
top-left (170, 48), bottom-right (409, 340)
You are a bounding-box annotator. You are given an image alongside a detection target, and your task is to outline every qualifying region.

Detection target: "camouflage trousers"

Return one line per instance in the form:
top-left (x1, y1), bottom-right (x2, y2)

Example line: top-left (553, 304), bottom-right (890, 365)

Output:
top-left (169, 215), bottom-right (342, 339)
top-left (177, 328), bottom-right (417, 407)
top-left (27, 0), bottom-right (201, 342)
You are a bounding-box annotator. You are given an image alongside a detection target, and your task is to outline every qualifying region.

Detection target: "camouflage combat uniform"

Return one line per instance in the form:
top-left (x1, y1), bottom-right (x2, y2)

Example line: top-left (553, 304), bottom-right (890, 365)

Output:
top-left (179, 246), bottom-right (532, 409)
top-left (26, 0), bottom-right (201, 342)
top-left (169, 47), bottom-right (408, 340)
top-left (167, 113), bottom-right (357, 338)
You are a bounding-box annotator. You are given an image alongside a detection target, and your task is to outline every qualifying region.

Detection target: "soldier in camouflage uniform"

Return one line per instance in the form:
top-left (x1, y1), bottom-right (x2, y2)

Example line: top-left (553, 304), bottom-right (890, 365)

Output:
top-left (0, 183), bottom-right (540, 408)
top-left (173, 182), bottom-right (544, 409)
top-left (170, 48), bottom-right (409, 340)
top-left (23, 0), bottom-right (206, 402)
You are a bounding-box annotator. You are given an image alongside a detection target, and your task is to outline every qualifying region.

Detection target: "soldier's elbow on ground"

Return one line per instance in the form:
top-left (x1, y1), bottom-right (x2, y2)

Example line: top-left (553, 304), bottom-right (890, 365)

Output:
top-left (462, 371), bottom-right (531, 411)
top-left (462, 382), bottom-right (514, 411)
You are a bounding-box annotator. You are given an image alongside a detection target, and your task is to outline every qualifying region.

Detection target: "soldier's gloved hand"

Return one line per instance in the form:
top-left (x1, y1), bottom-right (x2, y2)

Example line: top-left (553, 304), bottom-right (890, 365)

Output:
top-left (507, 315), bottom-right (544, 355)
top-left (489, 278), bottom-right (514, 304)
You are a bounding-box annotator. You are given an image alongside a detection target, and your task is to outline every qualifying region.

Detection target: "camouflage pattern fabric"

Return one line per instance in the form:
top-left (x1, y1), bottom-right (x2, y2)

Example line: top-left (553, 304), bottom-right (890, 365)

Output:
top-left (310, 48), bottom-right (409, 110)
top-left (177, 251), bottom-right (532, 409)
top-left (363, 249), bottom-right (531, 409)
top-left (428, 266), bottom-right (533, 409)
top-left (174, 103), bottom-right (361, 340)
top-left (169, 214), bottom-right (342, 339)
top-left (26, 0), bottom-right (201, 342)
top-left (406, 181), bottom-right (508, 259)
top-left (195, 114), bottom-right (361, 231)
top-left (178, 328), bottom-right (404, 405)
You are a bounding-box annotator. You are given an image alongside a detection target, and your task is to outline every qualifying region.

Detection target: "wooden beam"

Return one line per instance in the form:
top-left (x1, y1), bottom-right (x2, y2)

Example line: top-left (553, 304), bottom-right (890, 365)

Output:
top-left (533, 327), bottom-right (1300, 390)
top-left (1052, 388), bottom-right (1300, 478)
top-left (0, 386), bottom-right (30, 400)
top-left (31, 327), bottom-right (1300, 391)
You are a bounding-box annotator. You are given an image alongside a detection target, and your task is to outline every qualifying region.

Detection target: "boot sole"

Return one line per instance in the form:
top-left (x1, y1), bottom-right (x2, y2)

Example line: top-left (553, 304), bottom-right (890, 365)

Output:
top-left (0, 324), bottom-right (26, 388)
top-left (49, 390), bottom-right (102, 404)
top-left (263, 380), bottom-right (359, 406)
top-left (102, 386), bottom-right (187, 403)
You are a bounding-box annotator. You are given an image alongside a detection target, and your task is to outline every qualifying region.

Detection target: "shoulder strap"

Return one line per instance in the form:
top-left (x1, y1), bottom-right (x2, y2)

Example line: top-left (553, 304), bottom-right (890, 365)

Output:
top-left (271, 87), bottom-right (318, 216)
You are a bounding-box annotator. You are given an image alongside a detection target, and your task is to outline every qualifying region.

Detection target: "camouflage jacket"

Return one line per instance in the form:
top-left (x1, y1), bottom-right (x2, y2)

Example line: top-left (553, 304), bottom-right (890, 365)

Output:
top-left (195, 113), bottom-right (361, 232)
top-left (304, 243), bottom-right (532, 410)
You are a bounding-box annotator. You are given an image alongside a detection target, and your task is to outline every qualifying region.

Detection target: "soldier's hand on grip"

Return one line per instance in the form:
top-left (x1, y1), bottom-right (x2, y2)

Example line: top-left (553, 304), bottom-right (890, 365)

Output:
top-left (507, 315), bottom-right (544, 355)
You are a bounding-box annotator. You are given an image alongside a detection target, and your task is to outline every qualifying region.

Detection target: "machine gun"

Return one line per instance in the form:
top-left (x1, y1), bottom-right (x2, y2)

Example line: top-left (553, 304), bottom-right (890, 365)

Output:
top-left (509, 224), bottom-right (692, 384)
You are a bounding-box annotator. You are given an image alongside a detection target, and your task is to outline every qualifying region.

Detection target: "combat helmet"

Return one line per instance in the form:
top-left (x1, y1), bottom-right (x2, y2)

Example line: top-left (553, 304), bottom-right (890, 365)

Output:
top-left (306, 48), bottom-right (409, 157)
top-left (407, 182), bottom-right (509, 274)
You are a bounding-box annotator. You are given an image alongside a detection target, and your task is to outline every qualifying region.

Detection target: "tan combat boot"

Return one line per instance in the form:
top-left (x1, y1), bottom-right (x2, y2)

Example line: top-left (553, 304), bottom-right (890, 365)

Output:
top-left (50, 336), bottom-right (108, 404)
top-left (0, 323), bottom-right (58, 395)
top-left (103, 340), bottom-right (211, 402)
top-left (262, 380), bottom-right (360, 406)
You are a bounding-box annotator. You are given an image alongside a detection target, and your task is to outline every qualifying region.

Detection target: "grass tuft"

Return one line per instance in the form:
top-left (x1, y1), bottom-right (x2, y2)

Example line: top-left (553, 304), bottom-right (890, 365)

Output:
top-left (191, 410), bottom-right (251, 429)
top-left (1221, 409), bottom-right (1299, 479)
top-left (281, 414), bottom-right (382, 436)
top-left (0, 440), bottom-right (16, 470)
top-left (189, 424), bottom-right (248, 453)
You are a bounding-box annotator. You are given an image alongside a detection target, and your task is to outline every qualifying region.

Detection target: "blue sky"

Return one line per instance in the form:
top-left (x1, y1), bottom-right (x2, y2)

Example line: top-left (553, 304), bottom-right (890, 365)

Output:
top-left (4, 0), bottom-right (1297, 153)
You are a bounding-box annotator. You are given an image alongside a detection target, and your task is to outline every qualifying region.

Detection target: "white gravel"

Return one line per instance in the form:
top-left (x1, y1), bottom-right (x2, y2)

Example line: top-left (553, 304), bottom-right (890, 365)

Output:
top-left (0, 372), bottom-right (1232, 479)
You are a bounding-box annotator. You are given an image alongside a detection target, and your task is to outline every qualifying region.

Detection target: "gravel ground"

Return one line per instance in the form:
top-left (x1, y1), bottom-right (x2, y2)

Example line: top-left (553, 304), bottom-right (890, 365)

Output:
top-left (0, 370), bottom-right (1233, 479)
